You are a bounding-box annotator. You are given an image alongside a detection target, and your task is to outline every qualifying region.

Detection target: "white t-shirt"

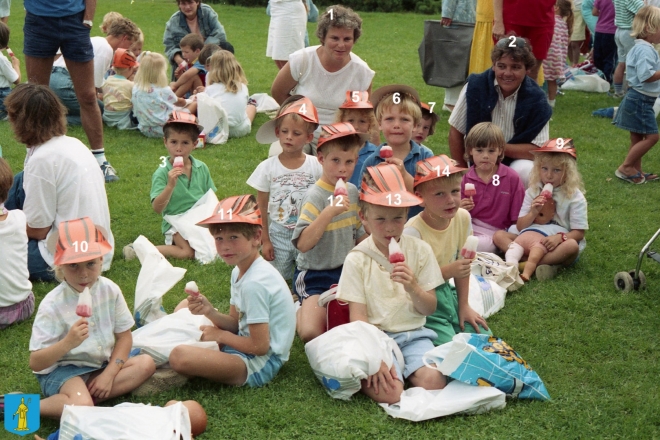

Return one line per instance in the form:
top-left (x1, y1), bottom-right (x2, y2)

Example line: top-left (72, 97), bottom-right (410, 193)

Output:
top-left (288, 46), bottom-right (375, 125)
top-left (246, 155), bottom-right (322, 229)
top-left (54, 36), bottom-right (113, 88)
top-left (0, 53), bottom-right (18, 88)
top-left (205, 82), bottom-right (250, 130)
top-left (0, 210), bottom-right (32, 307)
top-left (22, 135), bottom-right (114, 271)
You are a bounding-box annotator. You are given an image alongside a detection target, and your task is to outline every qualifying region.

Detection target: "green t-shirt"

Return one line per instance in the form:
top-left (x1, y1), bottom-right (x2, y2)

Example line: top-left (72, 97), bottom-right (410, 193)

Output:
top-left (150, 155), bottom-right (217, 233)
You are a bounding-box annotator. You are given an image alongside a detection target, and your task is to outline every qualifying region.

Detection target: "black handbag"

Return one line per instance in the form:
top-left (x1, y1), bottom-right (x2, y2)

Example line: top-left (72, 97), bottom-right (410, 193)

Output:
top-left (418, 20), bottom-right (475, 88)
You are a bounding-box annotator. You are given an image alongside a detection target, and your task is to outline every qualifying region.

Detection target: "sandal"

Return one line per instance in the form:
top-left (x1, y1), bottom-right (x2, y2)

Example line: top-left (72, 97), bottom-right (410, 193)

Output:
top-left (615, 169), bottom-right (645, 184)
top-left (643, 173), bottom-right (659, 181)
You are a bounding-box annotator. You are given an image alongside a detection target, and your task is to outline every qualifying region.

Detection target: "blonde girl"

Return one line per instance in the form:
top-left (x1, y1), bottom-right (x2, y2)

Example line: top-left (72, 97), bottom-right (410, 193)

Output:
top-left (543, 0), bottom-right (573, 109)
top-left (131, 52), bottom-right (190, 138)
top-left (333, 90), bottom-right (378, 188)
top-left (459, 122), bottom-right (525, 253)
top-left (204, 50), bottom-right (256, 138)
top-left (495, 139), bottom-right (588, 282)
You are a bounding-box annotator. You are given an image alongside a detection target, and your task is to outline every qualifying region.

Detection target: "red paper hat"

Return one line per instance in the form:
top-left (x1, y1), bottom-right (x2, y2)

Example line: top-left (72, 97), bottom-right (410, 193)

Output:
top-left (113, 48), bottom-right (139, 68)
top-left (413, 155), bottom-right (467, 188)
top-left (256, 96), bottom-right (319, 144)
top-left (532, 138), bottom-right (577, 158)
top-left (316, 122), bottom-right (369, 151)
top-left (198, 195), bottom-right (262, 227)
top-left (360, 163), bottom-right (423, 207)
top-left (339, 91), bottom-right (373, 109)
top-left (48, 217), bottom-right (112, 265)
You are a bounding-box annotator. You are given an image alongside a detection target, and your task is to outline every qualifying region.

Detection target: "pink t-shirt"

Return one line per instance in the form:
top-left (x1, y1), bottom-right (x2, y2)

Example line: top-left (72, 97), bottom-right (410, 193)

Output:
top-left (460, 163), bottom-right (525, 231)
top-left (594, 0), bottom-right (617, 34)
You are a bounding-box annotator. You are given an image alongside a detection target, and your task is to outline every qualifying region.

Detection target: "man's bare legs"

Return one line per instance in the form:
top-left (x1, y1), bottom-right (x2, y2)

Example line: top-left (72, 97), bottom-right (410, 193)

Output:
top-left (65, 58), bottom-right (103, 152)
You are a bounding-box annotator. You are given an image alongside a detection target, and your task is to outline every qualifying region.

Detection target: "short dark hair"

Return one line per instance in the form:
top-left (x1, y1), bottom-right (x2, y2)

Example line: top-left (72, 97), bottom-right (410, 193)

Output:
top-left (6, 84), bottom-right (67, 147)
top-left (107, 17), bottom-right (140, 42)
top-left (316, 5), bottom-right (363, 44)
top-left (0, 158), bottom-right (13, 204)
top-left (317, 135), bottom-right (362, 155)
top-left (0, 22), bottom-right (10, 49)
top-left (491, 36), bottom-right (537, 70)
top-left (199, 44), bottom-right (221, 65)
top-left (180, 33), bottom-right (204, 52)
top-left (208, 222), bottom-right (261, 240)
top-left (163, 123), bottom-right (201, 142)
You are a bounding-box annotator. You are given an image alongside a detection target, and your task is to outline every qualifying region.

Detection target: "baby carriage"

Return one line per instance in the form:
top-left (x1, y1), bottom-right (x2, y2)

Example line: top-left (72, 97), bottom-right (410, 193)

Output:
top-left (614, 228), bottom-right (660, 292)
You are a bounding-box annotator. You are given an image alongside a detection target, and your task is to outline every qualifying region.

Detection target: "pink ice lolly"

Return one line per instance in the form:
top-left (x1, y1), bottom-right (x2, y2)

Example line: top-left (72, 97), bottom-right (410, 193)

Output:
top-left (380, 145), bottom-right (393, 159)
top-left (464, 183), bottom-right (476, 197)
top-left (76, 287), bottom-right (92, 318)
top-left (388, 237), bottom-right (405, 264)
top-left (334, 178), bottom-right (348, 197)
top-left (7, 48), bottom-right (14, 58)
top-left (173, 156), bottom-right (184, 168)
top-left (185, 281), bottom-right (200, 297)
top-left (460, 236), bottom-right (479, 259)
top-left (540, 183), bottom-right (554, 201)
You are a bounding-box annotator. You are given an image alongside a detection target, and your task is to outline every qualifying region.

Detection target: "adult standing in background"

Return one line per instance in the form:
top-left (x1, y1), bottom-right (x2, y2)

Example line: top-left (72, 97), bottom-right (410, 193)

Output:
top-left (164, 0), bottom-right (234, 80)
top-left (0, 0), bottom-right (10, 24)
top-left (469, 0), bottom-right (495, 75)
top-left (267, 0), bottom-right (307, 70)
top-left (569, 0), bottom-right (587, 65)
top-left (22, 0), bottom-right (114, 182)
top-left (440, 0), bottom-right (477, 111)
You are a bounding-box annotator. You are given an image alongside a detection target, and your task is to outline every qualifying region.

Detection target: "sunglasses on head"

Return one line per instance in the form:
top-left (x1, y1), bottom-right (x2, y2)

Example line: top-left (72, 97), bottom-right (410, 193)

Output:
top-left (496, 36), bottom-right (527, 49)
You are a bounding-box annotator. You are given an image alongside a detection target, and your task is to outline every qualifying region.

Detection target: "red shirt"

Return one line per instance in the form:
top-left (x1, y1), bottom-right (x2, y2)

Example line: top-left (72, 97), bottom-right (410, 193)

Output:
top-left (503, 0), bottom-right (555, 26)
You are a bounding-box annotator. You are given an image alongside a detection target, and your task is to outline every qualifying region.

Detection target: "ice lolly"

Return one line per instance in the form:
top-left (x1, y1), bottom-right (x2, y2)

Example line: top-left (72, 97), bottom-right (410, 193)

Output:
top-left (173, 156), bottom-right (184, 168)
top-left (380, 145), bottom-right (393, 159)
top-left (185, 281), bottom-right (200, 297)
top-left (76, 287), bottom-right (92, 318)
top-left (334, 178), bottom-right (348, 197)
top-left (464, 183), bottom-right (476, 197)
top-left (540, 183), bottom-right (554, 201)
top-left (460, 236), bottom-right (479, 259)
top-left (388, 237), bottom-right (405, 264)
top-left (7, 48), bottom-right (14, 58)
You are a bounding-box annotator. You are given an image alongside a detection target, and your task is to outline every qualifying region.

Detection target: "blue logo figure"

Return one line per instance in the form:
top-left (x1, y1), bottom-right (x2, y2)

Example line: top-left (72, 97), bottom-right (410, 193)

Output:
top-left (4, 394), bottom-right (40, 436)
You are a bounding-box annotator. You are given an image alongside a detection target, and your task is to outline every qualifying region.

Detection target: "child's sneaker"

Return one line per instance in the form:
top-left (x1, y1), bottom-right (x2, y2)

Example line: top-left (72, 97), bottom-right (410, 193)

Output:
top-left (123, 244), bottom-right (137, 260)
top-left (132, 368), bottom-right (188, 396)
top-left (536, 265), bottom-right (560, 281)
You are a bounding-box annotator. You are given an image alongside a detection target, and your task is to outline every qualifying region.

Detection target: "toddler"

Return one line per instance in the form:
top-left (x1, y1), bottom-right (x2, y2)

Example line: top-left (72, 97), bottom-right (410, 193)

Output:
top-left (102, 49), bottom-right (139, 130)
top-left (460, 122), bottom-right (524, 253)
top-left (412, 102), bottom-right (439, 148)
top-left (248, 95), bottom-right (321, 280)
top-left (543, 0), bottom-right (573, 108)
top-left (0, 21), bottom-right (20, 119)
top-left (29, 217), bottom-right (155, 419)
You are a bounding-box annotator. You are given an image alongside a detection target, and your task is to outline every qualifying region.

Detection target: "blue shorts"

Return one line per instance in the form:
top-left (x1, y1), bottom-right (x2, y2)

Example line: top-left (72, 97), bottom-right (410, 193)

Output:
top-left (613, 88), bottom-right (659, 135)
top-left (0, 86), bottom-right (11, 118)
top-left (293, 266), bottom-right (342, 303)
top-left (385, 327), bottom-right (438, 381)
top-left (23, 11), bottom-right (94, 63)
top-left (221, 347), bottom-right (283, 388)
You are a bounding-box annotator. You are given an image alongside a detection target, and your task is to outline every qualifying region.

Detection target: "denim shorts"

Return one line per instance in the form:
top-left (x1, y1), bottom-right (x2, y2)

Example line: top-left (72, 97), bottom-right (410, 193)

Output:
top-left (613, 88), bottom-right (659, 135)
top-left (23, 11), bottom-right (94, 63)
top-left (36, 364), bottom-right (102, 397)
top-left (221, 347), bottom-right (283, 388)
top-left (385, 327), bottom-right (438, 381)
top-left (293, 266), bottom-right (343, 303)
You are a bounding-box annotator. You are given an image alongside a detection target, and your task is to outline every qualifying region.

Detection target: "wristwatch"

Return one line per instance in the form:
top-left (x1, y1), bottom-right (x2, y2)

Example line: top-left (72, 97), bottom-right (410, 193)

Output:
top-left (83, 20), bottom-right (93, 28)
top-left (115, 358), bottom-right (125, 368)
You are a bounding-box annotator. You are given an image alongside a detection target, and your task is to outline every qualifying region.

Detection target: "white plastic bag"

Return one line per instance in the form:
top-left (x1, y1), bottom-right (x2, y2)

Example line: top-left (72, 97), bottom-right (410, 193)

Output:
top-left (379, 381), bottom-right (506, 421)
top-left (456, 274), bottom-right (507, 318)
top-left (472, 252), bottom-right (524, 292)
top-left (196, 92), bottom-right (229, 144)
top-left (249, 92), bottom-right (280, 113)
top-left (133, 235), bottom-right (187, 327)
top-left (132, 308), bottom-right (219, 367)
top-left (561, 74), bottom-right (610, 93)
top-left (164, 189), bottom-right (219, 264)
top-left (305, 321), bottom-right (404, 400)
top-left (58, 402), bottom-right (192, 440)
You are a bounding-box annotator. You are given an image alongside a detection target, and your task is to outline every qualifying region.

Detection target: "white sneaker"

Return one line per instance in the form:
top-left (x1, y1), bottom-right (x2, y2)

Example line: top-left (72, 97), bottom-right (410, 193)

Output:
top-left (123, 244), bottom-right (137, 260)
top-left (132, 368), bottom-right (188, 396)
top-left (535, 265), bottom-right (560, 281)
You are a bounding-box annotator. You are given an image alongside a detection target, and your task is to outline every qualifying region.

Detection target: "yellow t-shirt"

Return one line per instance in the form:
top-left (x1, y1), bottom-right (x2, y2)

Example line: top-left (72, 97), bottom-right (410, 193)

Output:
top-left (404, 209), bottom-right (472, 267)
top-left (336, 235), bottom-right (444, 333)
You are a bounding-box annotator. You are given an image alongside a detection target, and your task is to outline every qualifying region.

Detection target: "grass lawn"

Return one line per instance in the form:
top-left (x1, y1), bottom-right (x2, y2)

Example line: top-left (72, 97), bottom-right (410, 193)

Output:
top-left (1, 1), bottom-right (660, 438)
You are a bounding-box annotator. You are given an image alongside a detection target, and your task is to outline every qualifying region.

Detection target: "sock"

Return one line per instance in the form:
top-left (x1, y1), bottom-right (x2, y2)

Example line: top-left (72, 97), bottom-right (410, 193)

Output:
top-left (548, 99), bottom-right (555, 108)
top-left (92, 149), bottom-right (107, 166)
top-left (505, 242), bottom-right (525, 264)
top-left (614, 83), bottom-right (623, 95)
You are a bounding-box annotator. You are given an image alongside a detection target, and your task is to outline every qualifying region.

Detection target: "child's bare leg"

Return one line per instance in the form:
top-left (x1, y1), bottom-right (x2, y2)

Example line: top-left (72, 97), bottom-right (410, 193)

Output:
top-left (92, 354), bottom-right (156, 403)
top-left (538, 239), bottom-right (580, 267)
top-left (247, 103), bottom-right (257, 122)
top-left (408, 365), bottom-right (446, 390)
top-left (169, 345), bottom-right (248, 386)
top-left (493, 230), bottom-right (517, 253)
top-left (547, 80), bottom-right (557, 101)
top-left (618, 132), bottom-right (659, 177)
top-left (40, 377), bottom-right (93, 419)
top-left (186, 101), bottom-right (197, 115)
top-left (296, 297), bottom-right (326, 343)
top-left (174, 298), bottom-right (189, 312)
top-left (156, 233), bottom-right (195, 259)
top-left (521, 246), bottom-right (546, 280)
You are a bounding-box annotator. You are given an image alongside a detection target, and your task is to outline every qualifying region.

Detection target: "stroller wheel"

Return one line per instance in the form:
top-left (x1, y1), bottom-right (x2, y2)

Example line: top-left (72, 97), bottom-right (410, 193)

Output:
top-left (636, 270), bottom-right (646, 290)
top-left (614, 271), bottom-right (634, 292)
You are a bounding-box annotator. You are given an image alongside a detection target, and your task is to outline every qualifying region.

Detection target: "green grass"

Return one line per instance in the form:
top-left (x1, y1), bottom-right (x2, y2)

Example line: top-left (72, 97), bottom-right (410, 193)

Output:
top-left (1, 1), bottom-right (660, 439)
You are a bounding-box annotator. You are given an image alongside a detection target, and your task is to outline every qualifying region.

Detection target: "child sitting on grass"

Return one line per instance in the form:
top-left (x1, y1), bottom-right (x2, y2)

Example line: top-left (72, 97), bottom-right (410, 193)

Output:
top-left (248, 95), bottom-right (321, 281)
top-left (0, 158), bottom-right (34, 329)
top-left (102, 49), bottom-right (139, 130)
top-left (0, 21), bottom-right (20, 120)
top-left (124, 111), bottom-right (216, 261)
top-left (292, 122), bottom-right (368, 342)
top-left (496, 139), bottom-right (588, 281)
top-left (337, 164), bottom-right (446, 404)
top-left (412, 102), bottom-right (439, 149)
top-left (29, 217), bottom-right (155, 419)
top-left (405, 155), bottom-right (490, 346)
top-left (170, 33), bottom-right (204, 98)
top-left (168, 195), bottom-right (296, 387)
top-left (460, 122), bottom-right (525, 253)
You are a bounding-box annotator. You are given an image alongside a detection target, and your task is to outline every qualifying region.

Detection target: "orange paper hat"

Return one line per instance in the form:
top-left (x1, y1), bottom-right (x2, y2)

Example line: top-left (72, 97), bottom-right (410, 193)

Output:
top-left (316, 122), bottom-right (369, 151)
top-left (164, 110), bottom-right (204, 132)
top-left (413, 155), bottom-right (467, 188)
top-left (360, 163), bottom-right (423, 207)
top-left (532, 138), bottom-right (577, 158)
top-left (48, 217), bottom-right (113, 265)
top-left (198, 195), bottom-right (262, 227)
top-left (113, 48), bottom-right (139, 68)
top-left (339, 91), bottom-right (373, 109)
top-left (256, 96), bottom-right (319, 144)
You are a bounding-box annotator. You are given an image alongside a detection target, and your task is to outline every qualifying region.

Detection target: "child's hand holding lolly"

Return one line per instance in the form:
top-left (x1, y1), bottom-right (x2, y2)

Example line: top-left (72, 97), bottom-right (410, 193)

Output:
top-left (460, 236), bottom-right (479, 259)
top-left (187, 292), bottom-right (214, 317)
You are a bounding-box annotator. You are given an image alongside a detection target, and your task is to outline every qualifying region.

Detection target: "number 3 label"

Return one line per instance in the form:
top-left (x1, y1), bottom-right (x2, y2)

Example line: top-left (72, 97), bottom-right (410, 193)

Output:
top-left (159, 156), bottom-right (167, 167)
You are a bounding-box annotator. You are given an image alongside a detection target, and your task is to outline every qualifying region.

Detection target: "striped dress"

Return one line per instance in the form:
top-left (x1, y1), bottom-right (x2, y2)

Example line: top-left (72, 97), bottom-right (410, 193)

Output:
top-left (543, 14), bottom-right (570, 81)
